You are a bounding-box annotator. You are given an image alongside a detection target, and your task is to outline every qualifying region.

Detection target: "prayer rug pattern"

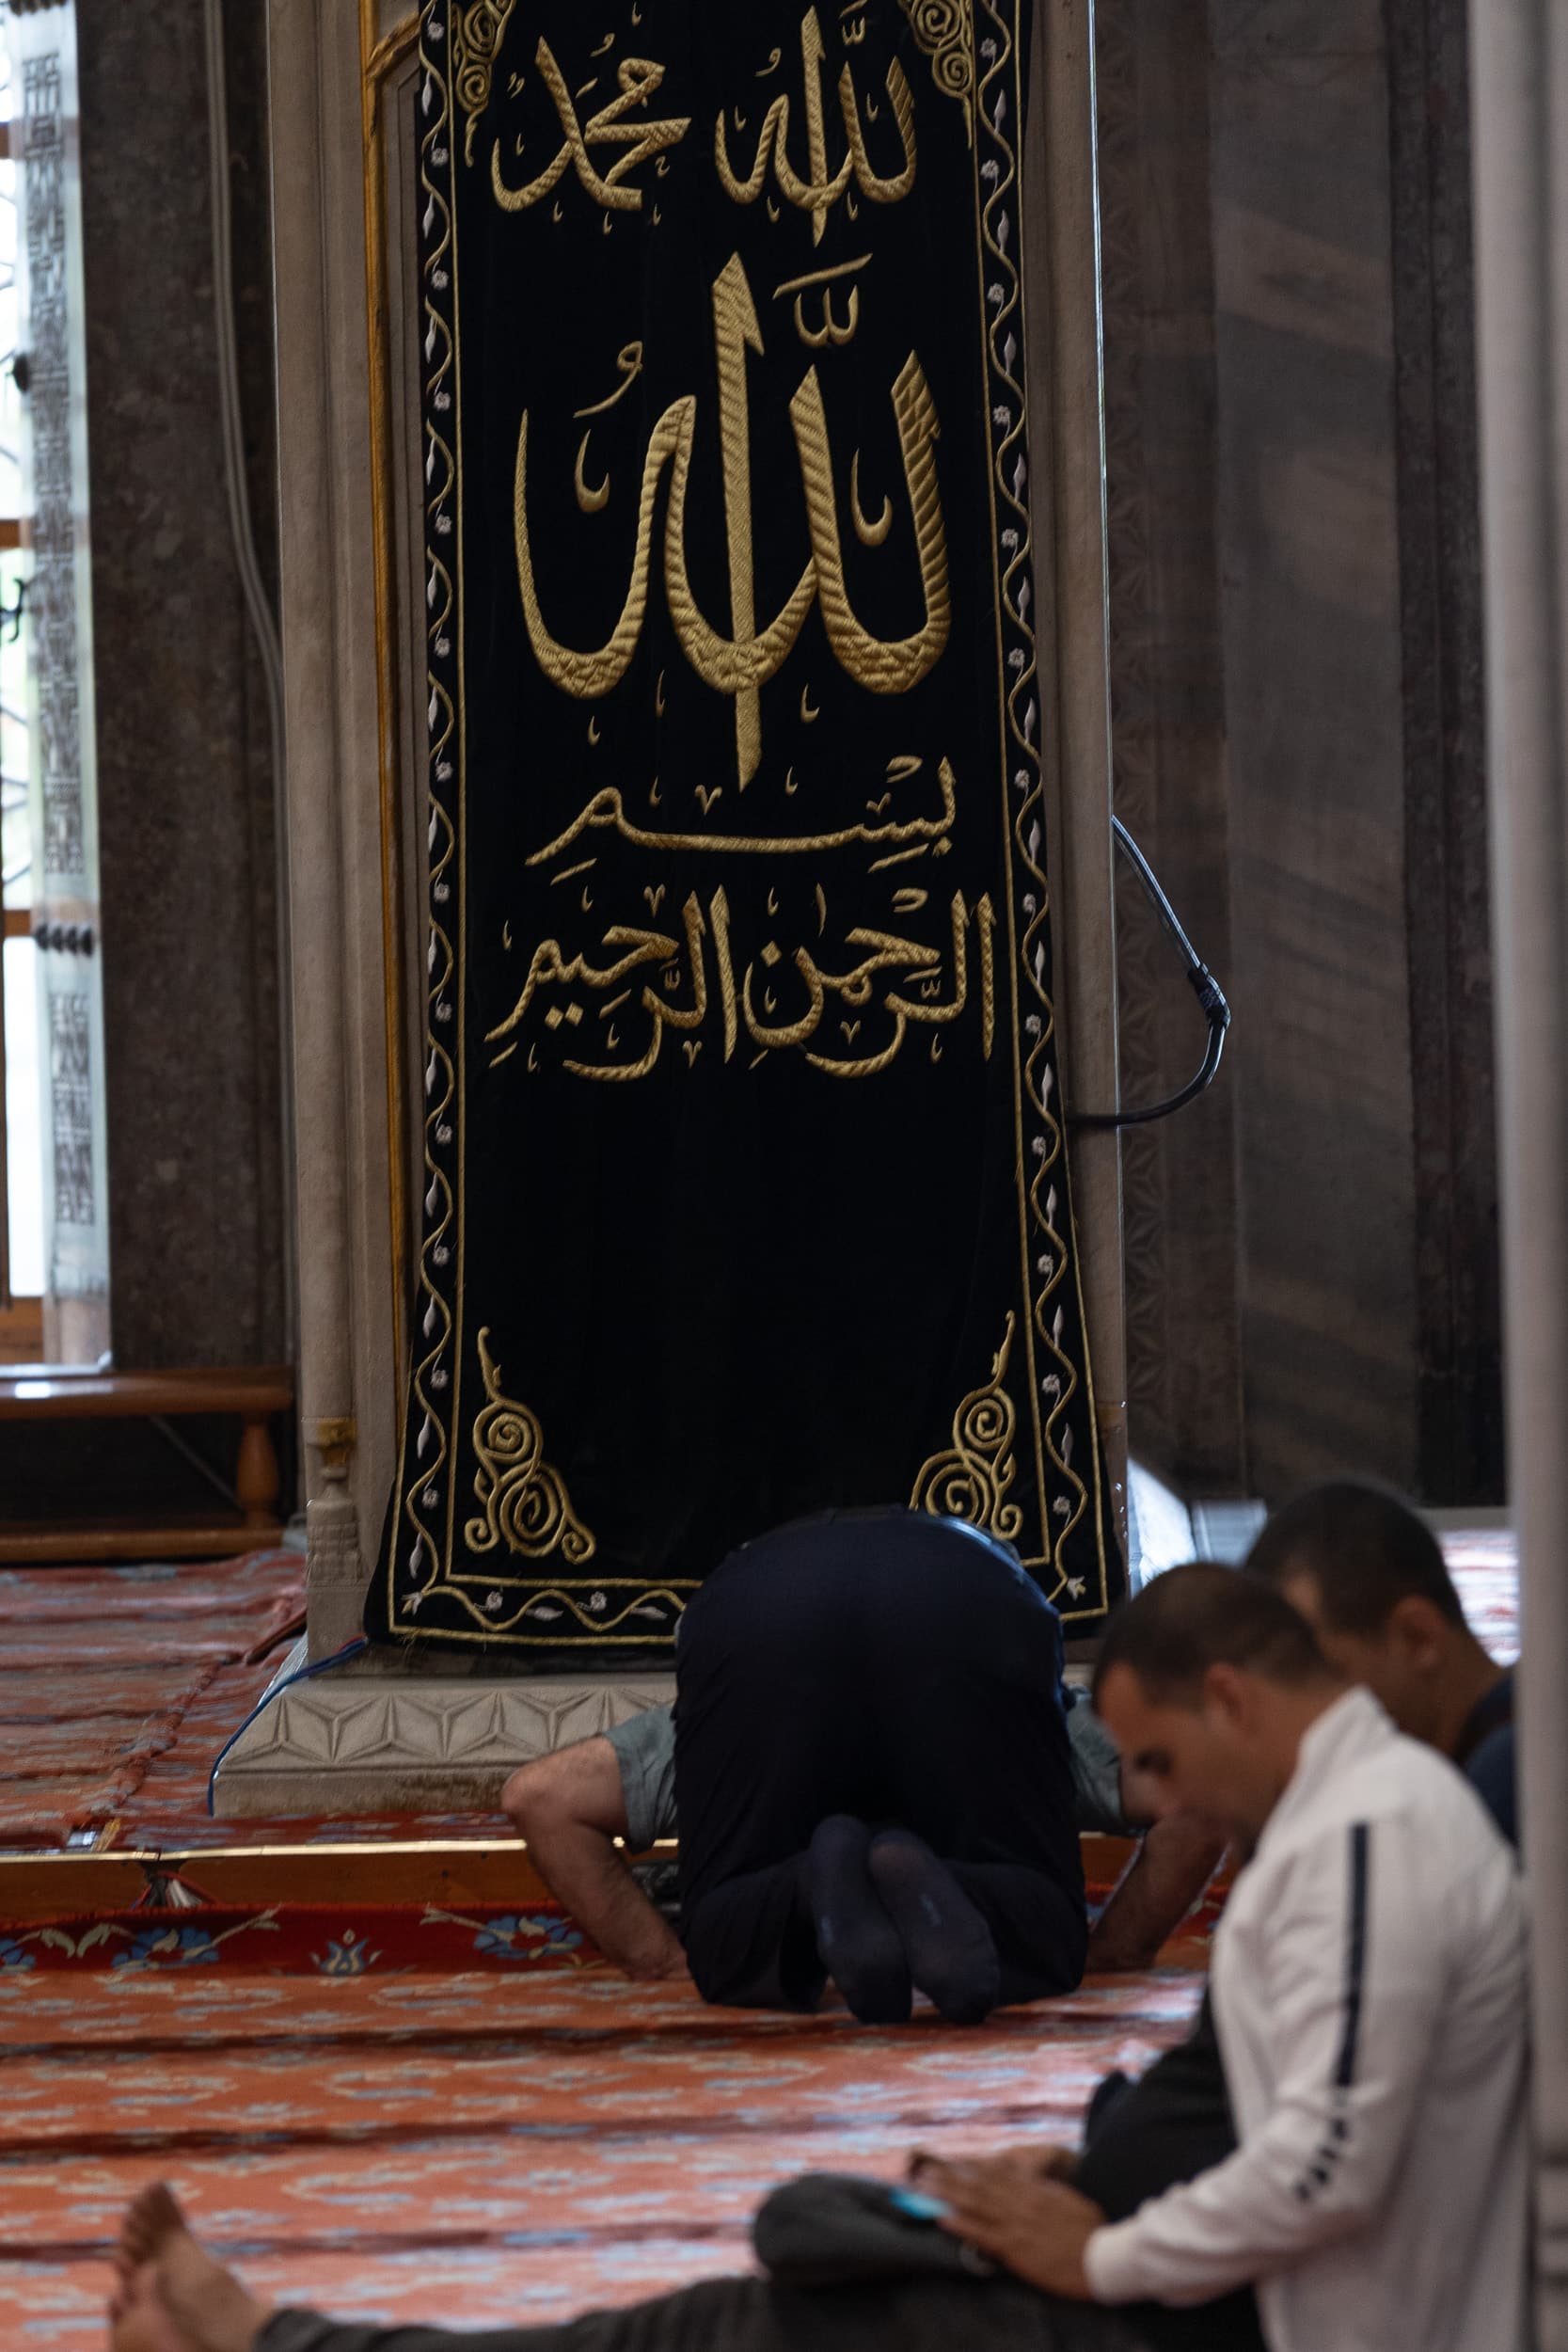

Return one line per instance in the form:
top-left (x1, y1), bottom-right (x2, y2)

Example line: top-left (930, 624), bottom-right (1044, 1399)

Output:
top-left (0, 1551), bottom-right (306, 1847)
top-left (0, 1963), bottom-right (1204, 2343)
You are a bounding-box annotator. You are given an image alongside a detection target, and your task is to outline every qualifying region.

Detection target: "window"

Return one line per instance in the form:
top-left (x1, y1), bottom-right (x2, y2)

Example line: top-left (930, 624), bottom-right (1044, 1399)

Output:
top-left (0, 51), bottom-right (41, 1359)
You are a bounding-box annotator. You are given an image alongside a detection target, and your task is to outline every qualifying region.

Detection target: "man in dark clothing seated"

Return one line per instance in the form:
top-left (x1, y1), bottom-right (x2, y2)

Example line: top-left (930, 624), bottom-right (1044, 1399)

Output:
top-left (1247, 1477), bottom-right (1517, 1844)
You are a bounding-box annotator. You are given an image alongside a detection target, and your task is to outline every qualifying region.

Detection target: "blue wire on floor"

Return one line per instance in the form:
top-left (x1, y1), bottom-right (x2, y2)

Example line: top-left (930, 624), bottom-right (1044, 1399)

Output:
top-left (206, 1635), bottom-right (369, 1815)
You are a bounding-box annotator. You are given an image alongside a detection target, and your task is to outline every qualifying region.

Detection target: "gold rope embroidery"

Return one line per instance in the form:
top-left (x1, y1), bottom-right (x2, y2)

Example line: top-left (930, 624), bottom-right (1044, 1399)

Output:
top-left (911, 1313), bottom-right (1024, 1541)
top-left (452, 0), bottom-right (518, 166)
top-left (894, 0), bottom-right (975, 143)
top-left (465, 1328), bottom-right (597, 1565)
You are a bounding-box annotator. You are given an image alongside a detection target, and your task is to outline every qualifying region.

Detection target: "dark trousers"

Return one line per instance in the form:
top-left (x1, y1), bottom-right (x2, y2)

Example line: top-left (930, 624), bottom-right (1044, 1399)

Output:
top-left (1073, 1992), bottom-right (1260, 2352)
top-left (672, 1509), bottom-right (1086, 2009)
top-left (260, 2278), bottom-right (1156, 2352)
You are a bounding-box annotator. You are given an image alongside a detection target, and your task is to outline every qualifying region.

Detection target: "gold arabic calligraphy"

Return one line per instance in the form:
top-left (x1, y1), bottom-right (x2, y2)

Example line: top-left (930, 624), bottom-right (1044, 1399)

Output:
top-left (716, 9), bottom-right (917, 245)
top-left (487, 882), bottom-right (996, 1083)
top-left (515, 251), bottom-right (951, 789)
top-left (491, 46), bottom-right (691, 215)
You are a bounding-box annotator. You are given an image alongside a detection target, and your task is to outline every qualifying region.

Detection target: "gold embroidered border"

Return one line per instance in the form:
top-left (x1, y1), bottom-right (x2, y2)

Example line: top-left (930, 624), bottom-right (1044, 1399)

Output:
top-left (392, 4), bottom-right (461, 1622)
top-left (403, 1575), bottom-right (700, 1641)
top-left (972, 0), bottom-right (1111, 1614)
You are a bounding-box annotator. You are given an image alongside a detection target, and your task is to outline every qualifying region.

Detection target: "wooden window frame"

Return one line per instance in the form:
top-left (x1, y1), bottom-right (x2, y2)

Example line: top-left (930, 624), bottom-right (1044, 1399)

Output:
top-left (1, 792), bottom-right (41, 1354)
top-left (0, 80), bottom-right (45, 1355)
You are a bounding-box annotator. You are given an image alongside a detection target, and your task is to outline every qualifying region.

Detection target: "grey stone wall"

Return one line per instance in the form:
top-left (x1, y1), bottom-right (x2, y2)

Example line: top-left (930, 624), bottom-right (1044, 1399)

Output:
top-left (1098, 0), bottom-right (1245, 1494)
top-left (1095, 0), bottom-right (1498, 1503)
top-left (1211, 0), bottom-right (1420, 1501)
top-left (1385, 0), bottom-right (1502, 1501)
top-left (75, 0), bottom-right (287, 1369)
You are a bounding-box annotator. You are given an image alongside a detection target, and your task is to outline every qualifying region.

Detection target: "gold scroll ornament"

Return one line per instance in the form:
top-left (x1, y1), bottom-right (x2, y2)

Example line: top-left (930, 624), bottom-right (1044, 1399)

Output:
top-left (894, 0), bottom-right (976, 142)
top-left (911, 1312), bottom-right (1024, 1542)
top-left (465, 1327), bottom-right (597, 1565)
top-left (452, 0), bottom-right (518, 164)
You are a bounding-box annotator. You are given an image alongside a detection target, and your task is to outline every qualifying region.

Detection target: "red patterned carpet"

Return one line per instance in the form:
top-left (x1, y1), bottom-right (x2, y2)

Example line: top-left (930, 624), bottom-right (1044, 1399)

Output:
top-left (0, 1960), bottom-right (1205, 2344)
top-left (0, 1550), bottom-right (306, 1847)
top-left (0, 1530), bottom-right (1518, 2343)
top-left (0, 1549), bottom-right (508, 1853)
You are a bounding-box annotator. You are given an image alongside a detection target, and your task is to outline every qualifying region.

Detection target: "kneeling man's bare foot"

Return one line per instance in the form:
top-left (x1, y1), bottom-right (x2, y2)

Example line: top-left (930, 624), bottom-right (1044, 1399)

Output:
top-left (109, 2185), bottom-right (272, 2352)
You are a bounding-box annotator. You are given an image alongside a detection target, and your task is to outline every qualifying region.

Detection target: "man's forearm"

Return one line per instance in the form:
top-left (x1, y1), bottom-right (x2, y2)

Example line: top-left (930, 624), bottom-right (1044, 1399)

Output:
top-left (1086, 1816), bottom-right (1227, 1972)
top-left (522, 1817), bottom-right (687, 1979)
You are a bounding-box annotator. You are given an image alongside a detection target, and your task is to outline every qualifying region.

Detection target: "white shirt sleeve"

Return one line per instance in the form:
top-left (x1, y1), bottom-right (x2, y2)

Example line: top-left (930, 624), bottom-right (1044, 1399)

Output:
top-left (1084, 1817), bottom-right (1451, 2309)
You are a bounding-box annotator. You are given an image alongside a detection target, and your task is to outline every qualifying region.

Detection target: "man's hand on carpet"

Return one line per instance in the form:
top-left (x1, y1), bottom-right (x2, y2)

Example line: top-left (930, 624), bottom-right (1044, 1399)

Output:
top-left (924, 2159), bottom-right (1104, 2297)
top-left (1085, 1810), bottom-right (1228, 1972)
top-left (630, 1950), bottom-right (695, 1986)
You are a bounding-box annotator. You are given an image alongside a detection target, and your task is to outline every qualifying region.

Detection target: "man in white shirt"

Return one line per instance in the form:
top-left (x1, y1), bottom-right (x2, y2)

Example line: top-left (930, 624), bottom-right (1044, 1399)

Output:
top-left (925, 1562), bottom-right (1528, 2352)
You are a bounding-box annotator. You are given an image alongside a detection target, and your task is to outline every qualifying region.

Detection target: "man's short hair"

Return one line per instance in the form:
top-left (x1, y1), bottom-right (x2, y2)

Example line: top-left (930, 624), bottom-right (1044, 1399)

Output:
top-left (1092, 1561), bottom-right (1330, 1711)
top-left (1246, 1479), bottom-right (1465, 1636)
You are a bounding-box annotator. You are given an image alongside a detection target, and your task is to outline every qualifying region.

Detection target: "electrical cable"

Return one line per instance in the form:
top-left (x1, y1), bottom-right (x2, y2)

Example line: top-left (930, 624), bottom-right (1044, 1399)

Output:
top-left (1071, 817), bottom-right (1233, 1131)
top-left (201, 0), bottom-right (299, 1365)
top-left (206, 1635), bottom-right (369, 1815)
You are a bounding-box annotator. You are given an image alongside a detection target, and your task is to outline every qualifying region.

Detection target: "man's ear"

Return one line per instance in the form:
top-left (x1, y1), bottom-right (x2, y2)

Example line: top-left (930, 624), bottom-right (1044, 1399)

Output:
top-left (1386, 1594), bottom-right (1449, 1671)
top-left (1202, 1659), bottom-right (1248, 1730)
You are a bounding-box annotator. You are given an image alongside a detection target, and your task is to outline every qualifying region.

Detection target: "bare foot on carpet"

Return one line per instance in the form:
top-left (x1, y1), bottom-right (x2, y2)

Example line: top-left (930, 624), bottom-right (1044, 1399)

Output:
top-left (108, 2185), bottom-right (272, 2352)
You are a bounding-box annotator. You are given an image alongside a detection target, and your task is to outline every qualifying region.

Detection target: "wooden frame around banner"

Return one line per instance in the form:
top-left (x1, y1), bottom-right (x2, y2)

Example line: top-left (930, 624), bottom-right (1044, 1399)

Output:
top-left (360, 4), bottom-right (421, 1387)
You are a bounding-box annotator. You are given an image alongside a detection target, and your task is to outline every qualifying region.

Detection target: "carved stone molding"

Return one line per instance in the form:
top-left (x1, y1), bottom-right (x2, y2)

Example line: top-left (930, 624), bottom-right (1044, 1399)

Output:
top-left (304, 1488), bottom-right (371, 1660)
top-left (212, 1670), bottom-right (676, 1817)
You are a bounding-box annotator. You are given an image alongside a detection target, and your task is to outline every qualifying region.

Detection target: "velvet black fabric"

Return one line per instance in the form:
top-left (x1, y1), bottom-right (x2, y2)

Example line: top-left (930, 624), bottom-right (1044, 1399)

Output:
top-left (368, 0), bottom-right (1121, 1662)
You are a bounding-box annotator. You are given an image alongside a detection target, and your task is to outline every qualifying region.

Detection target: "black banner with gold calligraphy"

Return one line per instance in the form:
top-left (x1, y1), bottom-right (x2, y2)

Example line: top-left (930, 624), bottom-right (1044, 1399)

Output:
top-left (368, 0), bottom-right (1123, 1661)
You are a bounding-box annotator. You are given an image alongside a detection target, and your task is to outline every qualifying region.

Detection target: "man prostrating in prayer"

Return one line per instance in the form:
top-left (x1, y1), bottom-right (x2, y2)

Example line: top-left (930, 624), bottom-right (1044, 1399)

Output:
top-left (502, 1508), bottom-right (1226, 1999)
top-left (602, 1506), bottom-right (1092, 2025)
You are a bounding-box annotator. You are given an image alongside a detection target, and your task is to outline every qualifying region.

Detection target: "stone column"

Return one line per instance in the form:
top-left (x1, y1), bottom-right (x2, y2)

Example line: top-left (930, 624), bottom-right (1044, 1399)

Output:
top-left (79, 0), bottom-right (288, 1375)
top-left (266, 0), bottom-right (397, 1659)
top-left (1468, 0), bottom-right (1568, 2335)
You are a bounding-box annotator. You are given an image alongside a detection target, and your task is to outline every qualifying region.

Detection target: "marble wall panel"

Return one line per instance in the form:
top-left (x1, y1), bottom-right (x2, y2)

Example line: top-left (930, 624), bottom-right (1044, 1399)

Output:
top-left (75, 0), bottom-right (286, 1370)
top-left (1210, 0), bottom-right (1421, 1497)
top-left (1385, 0), bottom-right (1502, 1501)
top-left (1097, 0), bottom-right (1246, 1492)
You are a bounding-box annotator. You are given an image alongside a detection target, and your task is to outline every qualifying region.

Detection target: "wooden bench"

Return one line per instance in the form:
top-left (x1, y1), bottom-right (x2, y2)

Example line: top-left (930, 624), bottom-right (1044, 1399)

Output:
top-left (0, 1366), bottom-right (293, 1563)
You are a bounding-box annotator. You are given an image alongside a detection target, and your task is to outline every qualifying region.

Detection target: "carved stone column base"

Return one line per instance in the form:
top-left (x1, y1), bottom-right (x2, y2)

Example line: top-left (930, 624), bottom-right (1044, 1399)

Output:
top-left (210, 1668), bottom-right (675, 1819)
top-left (305, 1488), bottom-right (370, 1660)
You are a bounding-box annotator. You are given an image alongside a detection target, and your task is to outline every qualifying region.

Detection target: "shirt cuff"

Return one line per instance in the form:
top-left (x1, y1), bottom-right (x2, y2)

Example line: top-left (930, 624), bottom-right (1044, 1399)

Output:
top-left (1083, 2218), bottom-right (1155, 2305)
